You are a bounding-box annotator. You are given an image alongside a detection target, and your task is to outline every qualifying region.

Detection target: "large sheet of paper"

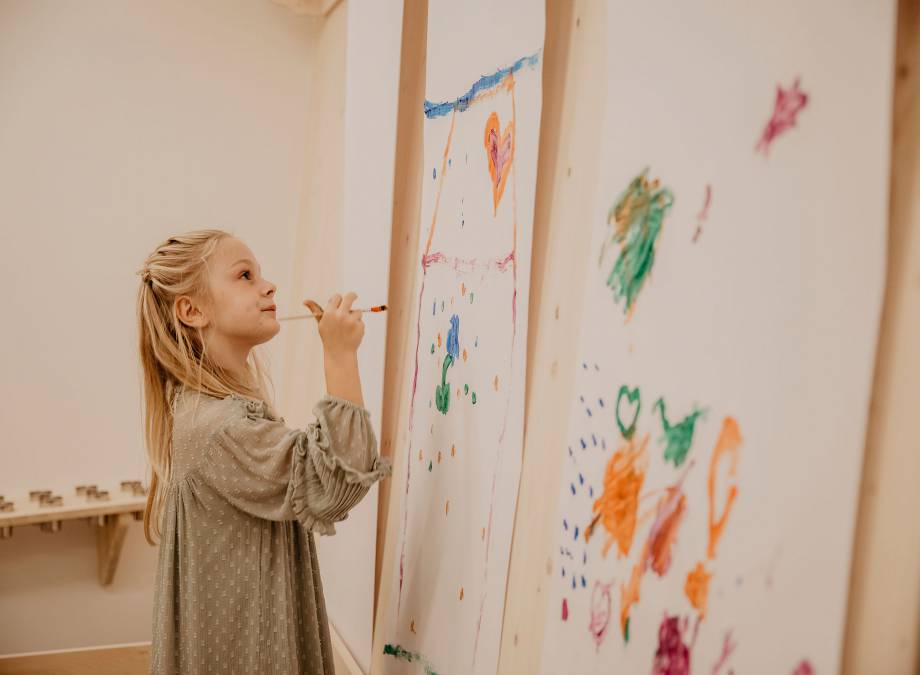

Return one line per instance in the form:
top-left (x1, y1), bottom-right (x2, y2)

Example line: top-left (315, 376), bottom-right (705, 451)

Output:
top-left (378, 2), bottom-right (544, 673)
top-left (540, 2), bottom-right (894, 674)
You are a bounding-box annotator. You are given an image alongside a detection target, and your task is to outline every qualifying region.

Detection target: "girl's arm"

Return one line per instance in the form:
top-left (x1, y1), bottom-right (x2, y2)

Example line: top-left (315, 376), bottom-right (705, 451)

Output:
top-left (316, 292), bottom-right (365, 408)
top-left (323, 351), bottom-right (364, 408)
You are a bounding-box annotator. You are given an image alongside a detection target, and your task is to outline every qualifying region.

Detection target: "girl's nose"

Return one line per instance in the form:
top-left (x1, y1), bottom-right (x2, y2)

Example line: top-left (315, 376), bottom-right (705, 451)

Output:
top-left (264, 281), bottom-right (276, 297)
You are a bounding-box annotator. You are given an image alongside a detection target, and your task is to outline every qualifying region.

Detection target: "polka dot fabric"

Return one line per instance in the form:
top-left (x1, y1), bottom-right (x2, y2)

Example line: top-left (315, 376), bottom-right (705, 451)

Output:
top-left (150, 389), bottom-right (390, 674)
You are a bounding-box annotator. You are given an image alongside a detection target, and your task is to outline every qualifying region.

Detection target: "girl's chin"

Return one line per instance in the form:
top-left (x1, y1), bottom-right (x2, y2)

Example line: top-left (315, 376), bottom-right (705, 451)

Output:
top-left (249, 321), bottom-right (281, 345)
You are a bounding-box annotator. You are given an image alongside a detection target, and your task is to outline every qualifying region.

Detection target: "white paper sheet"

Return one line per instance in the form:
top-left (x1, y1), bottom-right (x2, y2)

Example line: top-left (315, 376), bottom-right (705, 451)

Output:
top-left (378, 2), bottom-right (544, 672)
top-left (539, 1), bottom-right (894, 673)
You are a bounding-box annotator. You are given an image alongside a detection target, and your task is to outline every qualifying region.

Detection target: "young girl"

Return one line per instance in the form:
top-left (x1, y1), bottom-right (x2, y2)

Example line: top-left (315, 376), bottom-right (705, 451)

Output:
top-left (137, 229), bottom-right (390, 674)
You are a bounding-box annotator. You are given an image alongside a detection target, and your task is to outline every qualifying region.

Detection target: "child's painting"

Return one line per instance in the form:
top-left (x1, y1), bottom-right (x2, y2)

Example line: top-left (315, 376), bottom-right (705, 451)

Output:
top-left (539, 1), bottom-right (894, 673)
top-left (377, 1), bottom-right (544, 673)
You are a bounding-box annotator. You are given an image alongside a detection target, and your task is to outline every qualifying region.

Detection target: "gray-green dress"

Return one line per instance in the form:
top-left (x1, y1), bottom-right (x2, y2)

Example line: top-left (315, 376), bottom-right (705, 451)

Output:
top-left (150, 389), bottom-right (390, 675)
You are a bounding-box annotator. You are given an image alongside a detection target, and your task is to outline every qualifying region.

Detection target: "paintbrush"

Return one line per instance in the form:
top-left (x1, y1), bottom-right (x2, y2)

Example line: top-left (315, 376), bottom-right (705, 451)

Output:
top-left (277, 302), bottom-right (388, 322)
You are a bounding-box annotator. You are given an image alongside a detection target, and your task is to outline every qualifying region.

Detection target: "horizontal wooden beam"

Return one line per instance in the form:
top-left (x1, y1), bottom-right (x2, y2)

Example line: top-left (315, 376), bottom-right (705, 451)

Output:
top-left (0, 491), bottom-right (145, 529)
top-left (0, 642), bottom-right (150, 675)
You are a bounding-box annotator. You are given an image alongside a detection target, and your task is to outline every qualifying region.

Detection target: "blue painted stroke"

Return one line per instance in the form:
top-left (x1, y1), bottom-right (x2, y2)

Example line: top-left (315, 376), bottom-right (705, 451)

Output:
top-left (423, 50), bottom-right (542, 119)
top-left (446, 314), bottom-right (460, 359)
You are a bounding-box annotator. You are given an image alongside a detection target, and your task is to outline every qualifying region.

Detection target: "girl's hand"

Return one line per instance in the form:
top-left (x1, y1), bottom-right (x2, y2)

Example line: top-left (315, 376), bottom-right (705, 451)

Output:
top-left (309, 292), bottom-right (365, 357)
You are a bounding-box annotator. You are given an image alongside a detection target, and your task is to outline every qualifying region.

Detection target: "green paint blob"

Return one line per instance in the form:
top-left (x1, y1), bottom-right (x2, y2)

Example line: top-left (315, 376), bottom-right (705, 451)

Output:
top-left (435, 354), bottom-right (454, 414)
top-left (470, 292), bottom-right (474, 303)
top-left (383, 643), bottom-right (440, 675)
top-left (428, 460), bottom-right (433, 472)
top-left (655, 398), bottom-right (705, 467)
top-left (472, 392), bottom-right (477, 405)
top-left (599, 167), bottom-right (674, 315)
top-left (464, 383), bottom-right (469, 395)
top-left (430, 343), bottom-right (435, 354)
top-left (624, 617), bottom-right (631, 643)
top-left (383, 643), bottom-right (409, 659)
top-left (615, 385), bottom-right (641, 439)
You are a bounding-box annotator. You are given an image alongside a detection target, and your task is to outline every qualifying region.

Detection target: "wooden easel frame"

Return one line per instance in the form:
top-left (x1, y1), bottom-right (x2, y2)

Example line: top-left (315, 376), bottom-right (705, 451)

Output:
top-left (372, 0), bottom-right (920, 673)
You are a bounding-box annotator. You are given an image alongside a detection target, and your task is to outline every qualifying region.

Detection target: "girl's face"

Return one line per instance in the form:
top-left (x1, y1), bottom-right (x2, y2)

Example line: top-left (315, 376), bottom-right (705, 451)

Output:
top-left (202, 236), bottom-right (280, 347)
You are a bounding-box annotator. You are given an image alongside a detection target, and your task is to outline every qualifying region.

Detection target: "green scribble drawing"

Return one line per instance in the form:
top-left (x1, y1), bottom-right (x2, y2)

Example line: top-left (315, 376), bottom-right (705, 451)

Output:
top-left (654, 398), bottom-right (705, 467)
top-left (435, 354), bottom-right (454, 414)
top-left (599, 168), bottom-right (674, 315)
top-left (615, 385), bottom-right (641, 439)
top-left (383, 643), bottom-right (440, 675)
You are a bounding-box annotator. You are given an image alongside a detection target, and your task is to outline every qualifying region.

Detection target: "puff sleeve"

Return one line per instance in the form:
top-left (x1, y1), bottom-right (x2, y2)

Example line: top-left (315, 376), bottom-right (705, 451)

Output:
top-left (198, 394), bottom-right (391, 534)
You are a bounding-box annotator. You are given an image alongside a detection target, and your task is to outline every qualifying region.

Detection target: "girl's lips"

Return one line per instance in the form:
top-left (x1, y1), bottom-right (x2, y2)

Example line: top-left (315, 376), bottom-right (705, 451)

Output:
top-left (262, 306), bottom-right (277, 313)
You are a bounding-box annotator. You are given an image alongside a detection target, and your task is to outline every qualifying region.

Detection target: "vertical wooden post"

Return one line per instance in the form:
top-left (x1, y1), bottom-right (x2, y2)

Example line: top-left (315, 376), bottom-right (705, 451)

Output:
top-left (497, 1), bottom-right (607, 672)
top-left (372, 0), bottom-right (428, 630)
top-left (843, 1), bottom-right (920, 673)
top-left (96, 514), bottom-right (131, 587)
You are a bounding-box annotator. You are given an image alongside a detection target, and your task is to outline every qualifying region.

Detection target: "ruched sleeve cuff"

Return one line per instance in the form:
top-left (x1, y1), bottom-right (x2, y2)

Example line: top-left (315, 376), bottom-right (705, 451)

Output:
top-left (290, 395), bottom-right (391, 534)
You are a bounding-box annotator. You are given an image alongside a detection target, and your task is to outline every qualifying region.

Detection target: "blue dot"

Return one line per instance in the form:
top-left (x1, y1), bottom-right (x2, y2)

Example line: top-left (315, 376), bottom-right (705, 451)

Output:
top-left (582, 362), bottom-right (588, 370)
top-left (586, 408), bottom-right (593, 417)
top-left (562, 568), bottom-right (566, 578)
top-left (581, 576), bottom-right (587, 588)
top-left (432, 301), bottom-right (436, 316)
top-left (433, 168), bottom-right (437, 179)
top-left (589, 486), bottom-right (594, 498)
top-left (579, 395), bottom-right (585, 403)
top-left (601, 439), bottom-right (607, 450)
top-left (583, 551), bottom-right (587, 564)
top-left (563, 518), bottom-right (569, 531)
top-left (573, 526), bottom-right (580, 540)
top-left (448, 158), bottom-right (452, 167)
top-left (571, 577), bottom-right (576, 590)
top-left (579, 438), bottom-right (587, 450)
top-left (578, 473), bottom-right (584, 485)
top-left (570, 484), bottom-right (576, 496)
top-left (591, 434), bottom-right (598, 447)
top-left (598, 398), bottom-right (605, 408)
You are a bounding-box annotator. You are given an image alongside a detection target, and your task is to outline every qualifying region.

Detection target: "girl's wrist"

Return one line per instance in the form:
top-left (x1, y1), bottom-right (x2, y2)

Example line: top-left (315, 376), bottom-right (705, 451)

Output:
top-left (322, 349), bottom-right (364, 407)
top-left (322, 346), bottom-right (359, 365)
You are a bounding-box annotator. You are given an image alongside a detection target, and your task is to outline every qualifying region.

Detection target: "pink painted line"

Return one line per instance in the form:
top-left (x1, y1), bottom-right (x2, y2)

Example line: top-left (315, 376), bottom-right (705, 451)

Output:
top-left (422, 249), bottom-right (516, 274)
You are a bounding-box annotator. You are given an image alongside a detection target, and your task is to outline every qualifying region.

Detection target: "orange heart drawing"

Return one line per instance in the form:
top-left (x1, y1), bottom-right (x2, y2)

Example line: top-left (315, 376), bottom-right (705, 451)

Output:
top-left (484, 112), bottom-right (514, 215)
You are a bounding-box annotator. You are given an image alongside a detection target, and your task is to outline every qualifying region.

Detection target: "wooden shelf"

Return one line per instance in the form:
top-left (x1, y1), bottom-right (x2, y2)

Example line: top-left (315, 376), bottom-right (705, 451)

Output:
top-left (0, 484), bottom-right (148, 587)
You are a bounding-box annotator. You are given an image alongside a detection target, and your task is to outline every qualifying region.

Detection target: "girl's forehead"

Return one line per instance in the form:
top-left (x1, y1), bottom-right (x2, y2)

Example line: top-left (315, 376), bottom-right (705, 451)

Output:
top-left (213, 237), bottom-right (257, 266)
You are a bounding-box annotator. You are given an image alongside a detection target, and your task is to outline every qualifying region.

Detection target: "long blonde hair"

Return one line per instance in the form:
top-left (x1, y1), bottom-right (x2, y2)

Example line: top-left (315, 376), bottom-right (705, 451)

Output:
top-left (137, 229), bottom-right (270, 545)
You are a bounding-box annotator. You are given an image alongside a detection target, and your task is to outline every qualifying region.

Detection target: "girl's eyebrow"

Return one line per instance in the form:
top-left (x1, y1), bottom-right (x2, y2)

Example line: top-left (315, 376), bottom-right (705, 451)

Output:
top-left (230, 258), bottom-right (255, 268)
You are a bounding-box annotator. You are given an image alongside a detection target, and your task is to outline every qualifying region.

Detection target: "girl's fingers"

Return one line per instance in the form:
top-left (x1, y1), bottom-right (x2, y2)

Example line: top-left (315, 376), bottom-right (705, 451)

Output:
top-left (303, 299), bottom-right (323, 318)
top-left (327, 294), bottom-right (343, 310)
top-left (341, 292), bottom-right (358, 312)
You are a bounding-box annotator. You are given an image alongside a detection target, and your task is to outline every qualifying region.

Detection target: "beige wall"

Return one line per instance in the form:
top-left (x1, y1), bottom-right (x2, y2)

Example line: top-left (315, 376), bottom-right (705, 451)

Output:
top-left (0, 0), bottom-right (317, 654)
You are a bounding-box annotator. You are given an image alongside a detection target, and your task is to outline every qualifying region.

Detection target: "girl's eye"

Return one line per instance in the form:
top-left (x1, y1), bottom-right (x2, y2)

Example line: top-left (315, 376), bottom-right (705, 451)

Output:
top-left (240, 271), bottom-right (251, 280)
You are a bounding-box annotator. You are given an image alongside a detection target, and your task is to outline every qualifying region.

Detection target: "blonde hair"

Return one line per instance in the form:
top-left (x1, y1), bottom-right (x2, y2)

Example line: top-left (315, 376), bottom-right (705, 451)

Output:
top-left (137, 229), bottom-right (271, 545)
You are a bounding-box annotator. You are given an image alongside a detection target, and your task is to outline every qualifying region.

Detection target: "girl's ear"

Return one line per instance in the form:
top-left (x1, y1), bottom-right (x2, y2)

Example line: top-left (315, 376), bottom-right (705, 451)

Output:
top-left (175, 295), bottom-right (209, 328)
